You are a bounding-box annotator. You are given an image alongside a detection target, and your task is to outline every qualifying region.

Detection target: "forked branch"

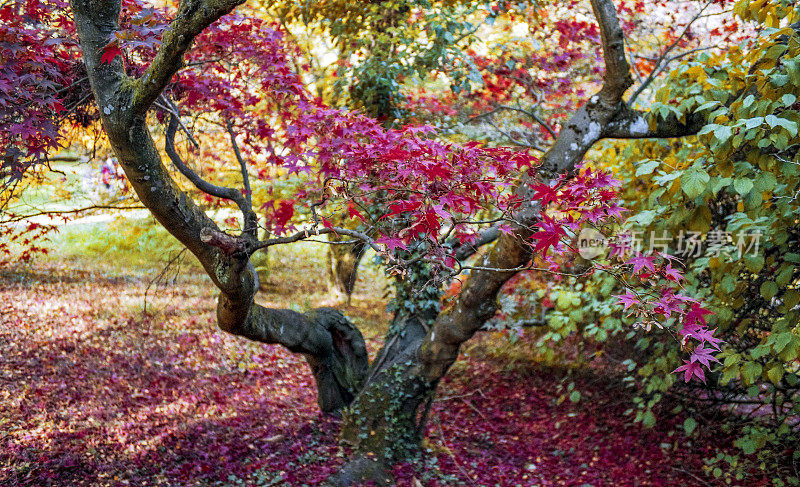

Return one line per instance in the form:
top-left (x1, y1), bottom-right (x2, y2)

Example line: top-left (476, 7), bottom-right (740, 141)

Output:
top-left (165, 114), bottom-right (257, 232)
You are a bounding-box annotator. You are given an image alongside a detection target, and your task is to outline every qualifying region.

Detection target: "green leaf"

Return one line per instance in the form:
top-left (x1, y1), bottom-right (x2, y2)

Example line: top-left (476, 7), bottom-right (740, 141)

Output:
top-left (745, 254), bottom-right (765, 273)
top-left (760, 281), bottom-right (778, 300)
top-left (681, 166), bottom-right (710, 199)
top-left (754, 172), bottom-right (777, 192)
top-left (733, 178), bottom-right (754, 195)
top-left (741, 362), bottom-right (762, 386)
top-left (773, 332), bottom-right (794, 354)
top-left (784, 290), bottom-right (800, 309)
top-left (777, 266), bottom-right (795, 287)
top-left (779, 336), bottom-right (799, 362)
top-left (720, 366), bottom-right (739, 386)
top-left (751, 343), bottom-right (771, 359)
top-left (569, 390), bottom-right (581, 403)
top-left (744, 116), bottom-right (764, 130)
top-left (713, 125), bottom-right (732, 145)
top-left (721, 275), bottom-right (737, 293)
top-left (738, 437), bottom-right (757, 455)
top-left (683, 417), bottom-right (697, 435)
top-left (642, 410), bottom-right (656, 428)
top-left (767, 365), bottom-right (784, 385)
top-left (766, 114), bottom-right (799, 137)
top-left (696, 101), bottom-right (721, 111)
top-left (630, 210), bottom-right (657, 226)
top-left (635, 160), bottom-right (660, 176)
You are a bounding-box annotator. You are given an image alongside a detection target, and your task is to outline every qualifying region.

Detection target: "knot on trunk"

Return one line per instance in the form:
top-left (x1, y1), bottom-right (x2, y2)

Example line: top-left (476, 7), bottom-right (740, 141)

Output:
top-left (305, 308), bottom-right (369, 413)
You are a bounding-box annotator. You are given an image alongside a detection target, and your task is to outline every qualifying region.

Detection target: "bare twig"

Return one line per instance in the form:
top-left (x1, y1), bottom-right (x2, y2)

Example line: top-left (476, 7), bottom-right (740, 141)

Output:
top-left (1, 204), bottom-right (146, 224)
top-left (627, 1), bottom-right (714, 105)
top-left (496, 105), bottom-right (558, 140)
top-left (226, 120), bottom-right (251, 207)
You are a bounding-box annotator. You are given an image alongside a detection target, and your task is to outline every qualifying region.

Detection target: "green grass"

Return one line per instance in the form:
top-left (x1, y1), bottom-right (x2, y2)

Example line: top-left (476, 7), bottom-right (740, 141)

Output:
top-left (30, 214), bottom-right (393, 338)
top-left (9, 157), bottom-right (97, 213)
top-left (37, 216), bottom-right (196, 276)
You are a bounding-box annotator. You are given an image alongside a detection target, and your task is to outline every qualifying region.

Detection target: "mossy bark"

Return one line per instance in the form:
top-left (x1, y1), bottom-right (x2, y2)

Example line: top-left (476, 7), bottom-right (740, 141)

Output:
top-left (327, 316), bottom-right (434, 486)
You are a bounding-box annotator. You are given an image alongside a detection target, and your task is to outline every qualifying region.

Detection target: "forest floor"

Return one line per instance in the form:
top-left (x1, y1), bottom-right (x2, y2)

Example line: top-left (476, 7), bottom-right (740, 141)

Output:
top-left (0, 225), bottom-right (764, 486)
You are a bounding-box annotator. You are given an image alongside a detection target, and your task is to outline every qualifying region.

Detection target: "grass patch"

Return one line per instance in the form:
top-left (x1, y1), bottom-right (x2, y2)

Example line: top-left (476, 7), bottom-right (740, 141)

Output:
top-left (29, 214), bottom-right (393, 340)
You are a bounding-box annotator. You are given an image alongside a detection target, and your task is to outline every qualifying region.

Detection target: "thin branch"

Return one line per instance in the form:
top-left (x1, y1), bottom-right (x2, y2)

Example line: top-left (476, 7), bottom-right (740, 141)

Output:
top-left (254, 226), bottom-right (384, 254)
top-left (627, 1), bottom-right (714, 105)
top-left (1, 205), bottom-right (146, 224)
top-left (484, 119), bottom-right (546, 151)
top-left (226, 120), bottom-right (251, 207)
top-left (165, 114), bottom-right (243, 205)
top-left (496, 105), bottom-right (558, 140)
top-left (156, 96), bottom-right (199, 148)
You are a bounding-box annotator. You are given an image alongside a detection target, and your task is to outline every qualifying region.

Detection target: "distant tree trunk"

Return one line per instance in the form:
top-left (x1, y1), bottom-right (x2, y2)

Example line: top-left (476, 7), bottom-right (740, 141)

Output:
top-left (326, 237), bottom-right (367, 305)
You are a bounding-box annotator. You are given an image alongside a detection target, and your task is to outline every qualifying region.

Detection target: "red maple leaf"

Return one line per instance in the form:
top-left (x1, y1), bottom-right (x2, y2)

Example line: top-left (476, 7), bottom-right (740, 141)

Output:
top-left (347, 202), bottom-right (366, 222)
top-left (100, 43), bottom-right (123, 65)
top-left (531, 217), bottom-right (565, 255)
top-left (674, 360), bottom-right (706, 383)
top-left (530, 182), bottom-right (560, 206)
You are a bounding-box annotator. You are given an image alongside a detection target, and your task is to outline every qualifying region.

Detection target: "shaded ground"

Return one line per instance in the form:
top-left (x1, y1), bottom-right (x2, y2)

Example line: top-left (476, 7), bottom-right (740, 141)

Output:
top-left (0, 264), bottom-right (755, 486)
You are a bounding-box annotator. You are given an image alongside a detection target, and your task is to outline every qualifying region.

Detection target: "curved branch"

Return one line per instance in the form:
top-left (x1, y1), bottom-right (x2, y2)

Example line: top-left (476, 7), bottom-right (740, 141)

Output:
top-left (165, 114), bottom-right (257, 233)
top-left (165, 115), bottom-right (242, 203)
top-left (225, 120), bottom-right (258, 237)
top-left (451, 224), bottom-right (501, 261)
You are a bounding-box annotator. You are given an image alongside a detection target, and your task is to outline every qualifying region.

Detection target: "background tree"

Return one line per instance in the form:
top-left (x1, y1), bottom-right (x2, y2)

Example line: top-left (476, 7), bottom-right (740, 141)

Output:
top-left (269, 0), bottom-right (494, 305)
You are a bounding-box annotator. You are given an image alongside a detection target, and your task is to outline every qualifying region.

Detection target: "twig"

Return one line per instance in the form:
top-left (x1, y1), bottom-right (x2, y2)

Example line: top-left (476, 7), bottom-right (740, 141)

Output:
top-left (670, 466), bottom-right (714, 487)
top-left (1, 205), bottom-right (146, 224)
top-left (627, 1), bottom-right (715, 105)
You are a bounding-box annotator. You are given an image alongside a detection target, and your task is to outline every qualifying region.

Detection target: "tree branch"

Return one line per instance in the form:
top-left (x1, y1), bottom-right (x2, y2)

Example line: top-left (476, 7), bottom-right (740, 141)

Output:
top-left (226, 121), bottom-right (252, 207)
top-left (498, 105), bottom-right (557, 140)
top-left (255, 226), bottom-right (384, 254)
top-left (592, 0), bottom-right (633, 105)
top-left (156, 96), bottom-right (199, 148)
top-left (602, 105), bottom-right (707, 139)
top-left (627, 1), bottom-right (715, 105)
top-left (164, 114), bottom-right (258, 234)
top-left (451, 225), bottom-right (501, 261)
top-left (165, 115), bottom-right (243, 202)
top-left (1, 205), bottom-right (146, 224)
top-left (418, 0), bottom-right (640, 383)
top-left (131, 0), bottom-right (246, 117)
